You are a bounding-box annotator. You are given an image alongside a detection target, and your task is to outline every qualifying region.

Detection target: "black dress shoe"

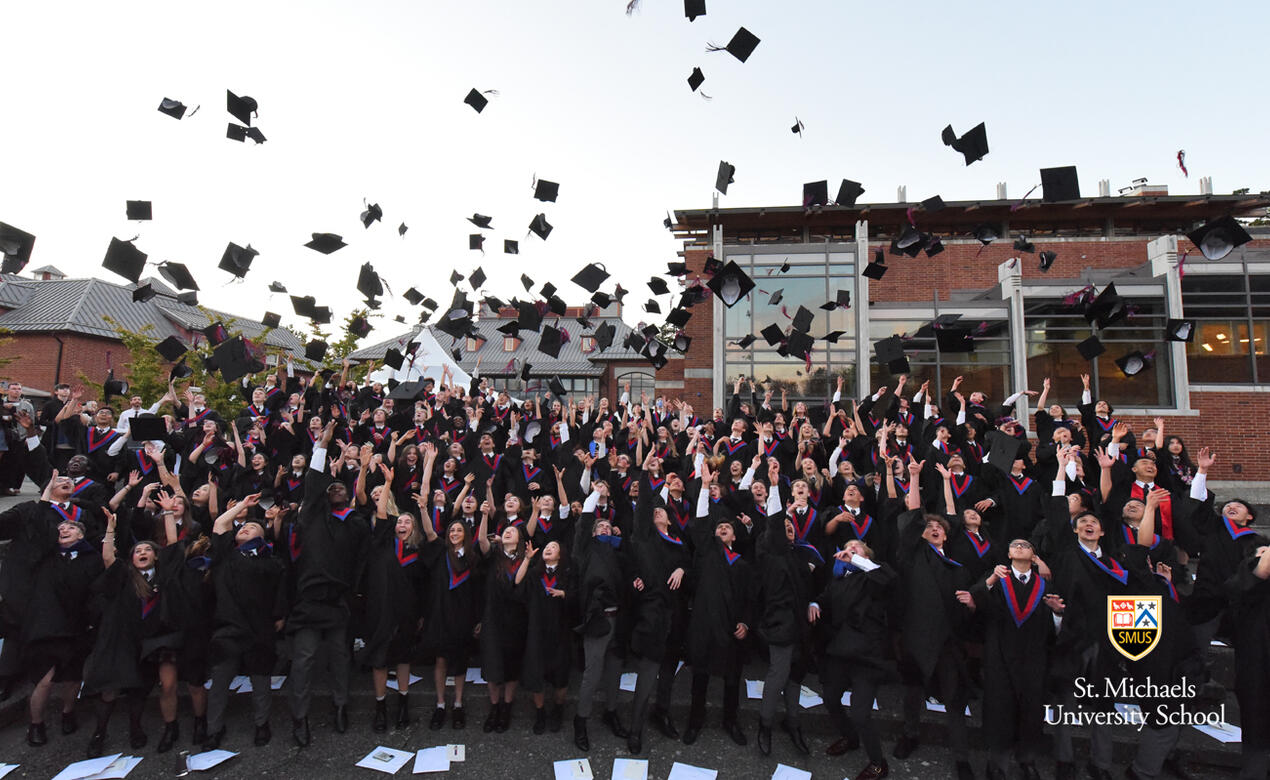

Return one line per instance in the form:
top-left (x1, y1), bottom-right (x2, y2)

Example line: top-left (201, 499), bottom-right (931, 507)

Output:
top-left (955, 760), bottom-right (975, 780)
top-left (827, 735), bottom-right (860, 755)
top-left (627, 730), bottom-right (642, 755)
top-left (192, 716), bottom-right (207, 745)
top-left (157, 720), bottom-right (179, 753)
top-left (129, 726), bottom-right (147, 750)
top-left (649, 709), bottom-right (679, 739)
top-left (682, 725), bottom-right (700, 745)
top-left (293, 717), bottom-right (311, 747)
top-left (892, 734), bottom-right (919, 759)
top-left (27, 723), bottom-right (47, 747)
top-left (484, 703), bottom-right (499, 733)
top-left (573, 716), bottom-right (590, 752)
top-left (333, 704), bottom-right (349, 733)
top-left (451, 706), bottom-right (466, 730)
top-left (757, 723), bottom-right (772, 756)
top-left (548, 703), bottom-right (563, 733)
top-left (723, 720), bottom-right (747, 746)
top-left (254, 723), bottom-right (271, 747)
top-left (855, 762), bottom-right (890, 780)
top-left (87, 730), bottom-right (106, 758)
top-left (373, 699), bottom-right (388, 732)
top-left (202, 728), bottom-right (225, 752)
top-left (61, 711), bottom-right (78, 735)
top-left (395, 692), bottom-right (410, 729)
top-left (496, 701), bottom-right (511, 733)
top-left (781, 719), bottom-right (809, 754)
top-left (533, 707), bottom-right (547, 735)
top-left (1086, 761), bottom-right (1114, 780)
top-left (430, 706), bottom-right (446, 731)
top-left (601, 709), bottom-right (629, 739)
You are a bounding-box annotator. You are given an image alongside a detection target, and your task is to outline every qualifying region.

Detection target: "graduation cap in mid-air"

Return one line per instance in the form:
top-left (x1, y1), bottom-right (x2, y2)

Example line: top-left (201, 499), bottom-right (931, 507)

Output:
top-left (706, 261), bottom-right (754, 307)
top-left (1115, 351), bottom-right (1150, 377)
top-left (594, 321), bottom-right (616, 351)
top-left (1076, 335), bottom-right (1106, 360)
top-left (226, 90), bottom-right (257, 125)
top-left (464, 88), bottom-right (493, 113)
top-left (505, 239), bottom-right (519, 255)
top-left (0, 223), bottom-right (36, 275)
top-left (1040, 166), bottom-right (1080, 202)
top-left (1084, 283), bottom-right (1127, 328)
top-left (973, 224), bottom-right (999, 246)
top-left (803, 180), bottom-right (828, 209)
top-left (155, 336), bottom-right (187, 362)
top-left (398, 223), bottom-right (408, 237)
top-left (468, 214), bottom-right (493, 229)
top-left (305, 233), bottom-right (346, 254)
top-left (941, 122), bottom-right (989, 165)
top-left (529, 214), bottom-right (553, 240)
top-left (1039, 250), bottom-right (1057, 272)
top-left (126, 201), bottom-right (152, 221)
top-left (131, 283), bottom-right (157, 303)
top-left (268, 281), bottom-right (287, 294)
top-left (305, 340), bottom-right (328, 362)
top-left (469, 234), bottom-right (485, 252)
top-left (790, 306), bottom-right (814, 334)
top-left (202, 322), bottom-right (229, 346)
top-left (218, 242), bottom-right (257, 278)
top-left (102, 369), bottom-right (129, 399)
top-left (715, 161), bottom-right (736, 195)
top-left (129, 415), bottom-right (167, 444)
top-left (404, 287), bottom-right (424, 306)
top-left (1186, 215), bottom-right (1252, 261)
top-left (688, 67), bottom-right (706, 93)
top-left (1165, 319), bottom-right (1195, 342)
top-left (572, 263), bottom-right (609, 293)
top-left (986, 433), bottom-right (1024, 475)
top-left (874, 336), bottom-right (909, 375)
top-left (102, 237), bottom-right (147, 283)
top-left (538, 325), bottom-right (564, 359)
top-left (470, 267), bottom-right (487, 290)
top-left (157, 261), bottom-right (198, 291)
top-left (1013, 235), bottom-right (1036, 253)
top-left (261, 312), bottom-right (281, 329)
top-left (861, 249), bottom-right (888, 280)
top-left (925, 237), bottom-right (945, 257)
top-left (920, 195), bottom-right (946, 213)
top-left (157, 97), bottom-right (189, 120)
top-left (934, 326), bottom-right (975, 353)
top-left (708, 26), bottom-right (760, 62)
top-left (357, 263), bottom-right (384, 300)
top-left (533, 179), bottom-right (560, 203)
top-left (360, 202), bottom-right (383, 228)
top-left (684, 0), bottom-right (706, 21)
top-left (835, 179), bottom-right (864, 207)
top-left (349, 316), bottom-right (372, 339)
top-left (647, 277), bottom-right (670, 296)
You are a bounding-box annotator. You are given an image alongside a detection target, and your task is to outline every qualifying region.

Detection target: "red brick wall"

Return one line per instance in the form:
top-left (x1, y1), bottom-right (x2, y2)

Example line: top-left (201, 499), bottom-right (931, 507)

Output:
top-left (0, 332), bottom-right (134, 392)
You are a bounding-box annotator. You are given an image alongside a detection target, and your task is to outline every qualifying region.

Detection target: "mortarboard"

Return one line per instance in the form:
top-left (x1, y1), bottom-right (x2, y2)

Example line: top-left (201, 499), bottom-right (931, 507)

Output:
top-left (547, 294), bottom-right (567, 316)
top-left (836, 289), bottom-right (851, 308)
top-left (404, 287), bottom-right (424, 305)
top-left (1115, 351), bottom-right (1149, 377)
top-left (517, 300), bottom-right (543, 332)
top-left (707, 260), bottom-right (754, 307)
top-left (925, 236), bottom-right (945, 257)
top-left (1013, 235), bottom-right (1036, 253)
top-left (548, 376), bottom-right (568, 397)
top-left (1187, 215), bottom-right (1251, 261)
top-left (305, 233), bottom-right (346, 254)
top-left (102, 369), bottom-right (129, 398)
top-left (290, 295), bottom-right (318, 318)
top-left (973, 224), bottom-right (999, 245)
top-left (648, 277), bottom-right (670, 296)
top-left (468, 214), bottom-right (493, 229)
top-left (823, 330), bottom-right (846, 343)
top-left (874, 336), bottom-right (905, 366)
top-left (311, 306), bottom-right (332, 325)
top-left (218, 242), bottom-right (257, 278)
top-left (644, 299), bottom-right (661, 314)
top-left (711, 26), bottom-right (760, 62)
top-left (861, 251), bottom-right (887, 280)
top-left (614, 284), bottom-right (629, 302)
top-left (225, 123), bottom-right (247, 142)
top-left (734, 334), bottom-right (756, 348)
top-left (435, 310), bottom-right (471, 340)
top-left (129, 415), bottom-right (167, 443)
top-left (469, 234), bottom-right (485, 251)
top-left (349, 316), bottom-right (372, 338)
top-left (202, 322), bottom-right (229, 346)
top-left (572, 263), bottom-right (609, 293)
top-left (541, 283), bottom-right (557, 298)
top-left (126, 201), bottom-right (152, 221)
top-left (470, 266), bottom-right (487, 289)
top-left (449, 270), bottom-right (464, 286)
top-left (520, 361), bottom-right (533, 382)
top-left (791, 117), bottom-right (805, 136)
top-left (245, 127), bottom-right (266, 144)
top-left (529, 214), bottom-right (553, 240)
top-left (388, 380), bottom-right (425, 402)
top-left (785, 330), bottom-right (813, 358)
top-left (703, 255), bottom-right (722, 275)
top-left (715, 161), bottom-right (735, 195)
top-left (1040, 166), bottom-right (1080, 202)
top-left (394, 315), bottom-right (405, 323)
top-left (505, 239), bottom-right (519, 254)
top-left (305, 340), bottom-right (328, 362)
top-left (102, 237), bottom-right (146, 283)
top-left (935, 326), bottom-right (975, 353)
top-left (760, 323), bottom-right (785, 346)
top-left (835, 179), bottom-right (865, 207)
top-left (1165, 319), bottom-right (1195, 342)
top-left (941, 122), bottom-right (989, 165)
top-left (594, 321), bottom-right (616, 350)
top-left (269, 281), bottom-right (287, 293)
top-left (361, 202), bottom-right (383, 228)
top-left (933, 313), bottom-right (962, 328)
top-left (261, 312), bottom-right (281, 329)
top-left (791, 306), bottom-right (813, 333)
top-left (666, 308), bottom-right (691, 328)
top-left (684, 0), bottom-right (706, 20)
top-left (591, 291), bottom-right (613, 308)
top-left (384, 347), bottom-right (405, 370)
top-left (1076, 335), bottom-right (1105, 360)
top-left (398, 223), bottom-right (408, 237)
top-left (803, 181), bottom-right (829, 209)
top-left (169, 358), bottom-right (193, 380)
top-left (539, 325), bottom-right (564, 358)
top-left (132, 283), bottom-right (156, 303)
top-left (766, 287), bottom-right (783, 306)
top-left (1039, 250), bottom-right (1057, 272)
top-left (0, 223), bottom-right (36, 275)
top-left (485, 294), bottom-right (506, 311)
top-left (533, 179), bottom-right (559, 203)
top-left (673, 333), bottom-right (692, 353)
top-left (157, 98), bottom-right (188, 120)
top-left (357, 263), bottom-right (383, 300)
top-left (667, 262), bottom-right (688, 276)
top-left (893, 225), bottom-right (925, 257)
top-left (157, 261), bottom-right (198, 291)
top-left (986, 432), bottom-right (1023, 474)
top-left (1084, 283), bottom-right (1126, 328)
top-left (464, 88), bottom-right (490, 113)
top-left (688, 67), bottom-right (705, 92)
top-left (155, 336), bottom-right (187, 362)
top-left (226, 90), bottom-right (257, 126)
top-left (921, 195), bottom-right (946, 213)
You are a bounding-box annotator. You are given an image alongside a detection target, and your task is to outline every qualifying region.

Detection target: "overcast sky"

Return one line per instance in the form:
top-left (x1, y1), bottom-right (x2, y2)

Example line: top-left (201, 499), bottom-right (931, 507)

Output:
top-left (4, 0), bottom-right (1268, 339)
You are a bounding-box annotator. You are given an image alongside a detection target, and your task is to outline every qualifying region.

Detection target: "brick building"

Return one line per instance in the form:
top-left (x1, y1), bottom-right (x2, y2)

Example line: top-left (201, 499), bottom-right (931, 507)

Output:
top-left (671, 187), bottom-right (1270, 482)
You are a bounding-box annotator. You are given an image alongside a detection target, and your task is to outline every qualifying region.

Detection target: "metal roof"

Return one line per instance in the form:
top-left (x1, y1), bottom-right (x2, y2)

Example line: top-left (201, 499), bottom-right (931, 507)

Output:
top-left (0, 275), bottom-right (306, 356)
top-left (349, 315), bottom-right (646, 377)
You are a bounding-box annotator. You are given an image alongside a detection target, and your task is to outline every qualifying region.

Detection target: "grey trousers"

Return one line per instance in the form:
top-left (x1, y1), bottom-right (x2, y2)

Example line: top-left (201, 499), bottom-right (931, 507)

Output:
top-left (630, 657), bottom-right (659, 735)
top-left (1054, 649), bottom-right (1114, 769)
top-left (288, 625), bottom-right (350, 720)
top-left (760, 644), bottom-right (800, 726)
top-left (207, 658), bottom-right (270, 733)
top-left (577, 616), bottom-right (621, 719)
top-left (1131, 724), bottom-right (1181, 780)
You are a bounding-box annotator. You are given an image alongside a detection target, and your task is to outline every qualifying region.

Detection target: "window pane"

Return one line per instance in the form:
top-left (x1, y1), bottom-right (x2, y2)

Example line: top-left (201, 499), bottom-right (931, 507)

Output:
top-left (1188, 322), bottom-right (1253, 383)
top-left (615, 370), bottom-right (655, 401)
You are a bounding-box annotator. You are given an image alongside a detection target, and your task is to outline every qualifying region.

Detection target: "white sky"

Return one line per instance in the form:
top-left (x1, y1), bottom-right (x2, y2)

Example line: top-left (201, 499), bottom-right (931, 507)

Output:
top-left (4, 0), bottom-right (1268, 338)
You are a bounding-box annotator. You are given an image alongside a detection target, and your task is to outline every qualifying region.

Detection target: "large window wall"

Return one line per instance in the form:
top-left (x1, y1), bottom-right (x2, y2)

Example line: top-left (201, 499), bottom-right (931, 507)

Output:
top-left (720, 246), bottom-right (857, 403)
top-left (1182, 270), bottom-right (1270, 384)
top-left (867, 310), bottom-right (1012, 403)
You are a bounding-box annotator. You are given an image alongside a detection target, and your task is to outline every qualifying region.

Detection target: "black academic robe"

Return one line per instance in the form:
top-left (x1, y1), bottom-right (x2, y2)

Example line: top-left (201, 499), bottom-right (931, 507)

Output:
top-left (756, 510), bottom-right (823, 657)
top-left (0, 500), bottom-right (65, 633)
top-left (1172, 495), bottom-right (1266, 632)
top-left (20, 540), bottom-right (103, 652)
top-left (419, 540), bottom-right (483, 666)
top-left (207, 532), bottom-right (285, 675)
top-left (895, 508), bottom-right (972, 683)
top-left (360, 519), bottom-right (427, 669)
top-left (628, 506), bottom-right (692, 664)
top-left (480, 553), bottom-right (529, 684)
top-left (686, 522), bottom-right (753, 677)
top-left (285, 468), bottom-right (372, 632)
top-left (522, 560), bottom-right (577, 692)
top-left (816, 559), bottom-right (898, 675)
top-left (1226, 555), bottom-right (1270, 751)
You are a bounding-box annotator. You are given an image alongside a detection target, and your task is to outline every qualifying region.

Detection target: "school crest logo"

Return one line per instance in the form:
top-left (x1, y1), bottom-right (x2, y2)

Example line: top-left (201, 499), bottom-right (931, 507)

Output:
top-left (1107, 596), bottom-right (1162, 661)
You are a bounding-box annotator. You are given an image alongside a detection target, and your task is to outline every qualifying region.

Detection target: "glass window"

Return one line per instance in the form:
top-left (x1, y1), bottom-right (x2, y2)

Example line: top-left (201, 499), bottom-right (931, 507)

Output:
top-left (466, 337), bottom-right (485, 352)
top-left (615, 369), bottom-right (656, 401)
top-left (867, 317), bottom-right (1011, 410)
top-left (580, 336), bottom-right (596, 354)
top-left (1182, 274), bottom-right (1270, 384)
top-left (503, 336), bottom-right (520, 352)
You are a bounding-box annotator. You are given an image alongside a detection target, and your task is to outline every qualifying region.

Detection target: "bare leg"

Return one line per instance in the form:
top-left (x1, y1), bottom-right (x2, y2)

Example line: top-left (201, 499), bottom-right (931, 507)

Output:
top-left (59, 681), bottom-right (80, 717)
top-left (187, 683), bottom-right (206, 717)
top-left (433, 660), bottom-right (448, 707)
top-left (372, 668), bottom-right (389, 699)
top-left (158, 662), bottom-right (179, 723)
top-left (395, 664), bottom-right (411, 694)
top-left (29, 668), bottom-right (55, 724)
top-left (503, 681), bottom-right (518, 703)
top-left (488, 682), bottom-right (502, 705)
top-left (453, 677), bottom-right (466, 707)
top-left (533, 691), bottom-right (545, 708)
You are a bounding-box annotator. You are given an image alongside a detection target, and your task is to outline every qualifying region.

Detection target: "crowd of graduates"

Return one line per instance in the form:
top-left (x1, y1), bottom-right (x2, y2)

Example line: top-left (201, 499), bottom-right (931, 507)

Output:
top-left (0, 361), bottom-right (1267, 780)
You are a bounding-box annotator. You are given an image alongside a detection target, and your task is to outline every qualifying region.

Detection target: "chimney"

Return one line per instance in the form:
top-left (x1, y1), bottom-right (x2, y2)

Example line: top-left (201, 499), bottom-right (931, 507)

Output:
top-left (995, 182), bottom-right (1008, 200)
top-left (1118, 178), bottom-right (1168, 197)
top-left (896, 185), bottom-right (907, 203)
top-left (1199, 176), bottom-right (1213, 195)
top-left (1098, 179), bottom-right (1111, 197)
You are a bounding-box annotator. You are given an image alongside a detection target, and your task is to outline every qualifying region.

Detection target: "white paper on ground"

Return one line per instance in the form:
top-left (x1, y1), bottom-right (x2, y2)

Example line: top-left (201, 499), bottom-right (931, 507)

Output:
top-left (771, 764), bottom-right (812, 780)
top-left (186, 750), bottom-right (238, 771)
top-left (412, 747), bottom-right (450, 773)
top-left (1114, 702), bottom-right (1142, 718)
top-left (51, 754), bottom-right (123, 780)
top-left (666, 762), bottom-right (717, 780)
top-left (1210, 639), bottom-right (1229, 647)
top-left (82, 755), bottom-right (142, 780)
top-left (840, 691), bottom-right (880, 709)
top-left (797, 684), bottom-right (823, 709)
top-left (925, 698), bottom-right (970, 716)
top-left (447, 744), bottom-right (465, 762)
top-left (465, 667), bottom-right (487, 684)
top-left (0, 765), bottom-right (16, 780)
top-left (553, 758), bottom-right (594, 780)
top-left (611, 757), bottom-right (649, 780)
top-left (229, 675), bottom-right (250, 691)
top-left (355, 747), bottom-right (414, 774)
top-left (1193, 721), bottom-right (1242, 744)
top-left (388, 671), bottom-right (424, 685)
top-left (619, 672), bottom-right (637, 692)
top-left (745, 680), bottom-right (764, 699)
top-left (271, 675), bottom-right (287, 689)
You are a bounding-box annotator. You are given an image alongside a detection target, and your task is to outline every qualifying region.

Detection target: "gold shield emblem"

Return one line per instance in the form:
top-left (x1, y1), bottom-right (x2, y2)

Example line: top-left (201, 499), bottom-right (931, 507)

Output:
top-left (1107, 596), bottom-right (1162, 661)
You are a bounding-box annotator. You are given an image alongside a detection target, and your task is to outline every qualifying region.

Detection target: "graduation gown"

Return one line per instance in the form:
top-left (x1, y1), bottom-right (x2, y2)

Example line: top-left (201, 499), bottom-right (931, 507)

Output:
top-left (480, 553), bottom-right (529, 684)
top-left (0, 500), bottom-right (63, 634)
top-left (815, 559), bottom-right (898, 674)
top-left (360, 519), bottom-right (427, 668)
top-left (419, 540), bottom-right (483, 665)
top-left (1225, 555), bottom-right (1270, 751)
top-left (522, 560), bottom-right (577, 692)
top-left (686, 526), bottom-right (753, 677)
top-left (895, 508), bottom-right (972, 683)
top-left (285, 468), bottom-right (372, 632)
top-left (207, 533), bottom-right (285, 675)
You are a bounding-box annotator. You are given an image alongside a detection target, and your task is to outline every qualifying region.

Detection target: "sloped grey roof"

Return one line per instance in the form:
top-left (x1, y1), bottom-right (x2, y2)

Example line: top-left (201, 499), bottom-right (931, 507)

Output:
top-left (0, 275), bottom-right (305, 356)
top-left (349, 316), bottom-right (643, 377)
